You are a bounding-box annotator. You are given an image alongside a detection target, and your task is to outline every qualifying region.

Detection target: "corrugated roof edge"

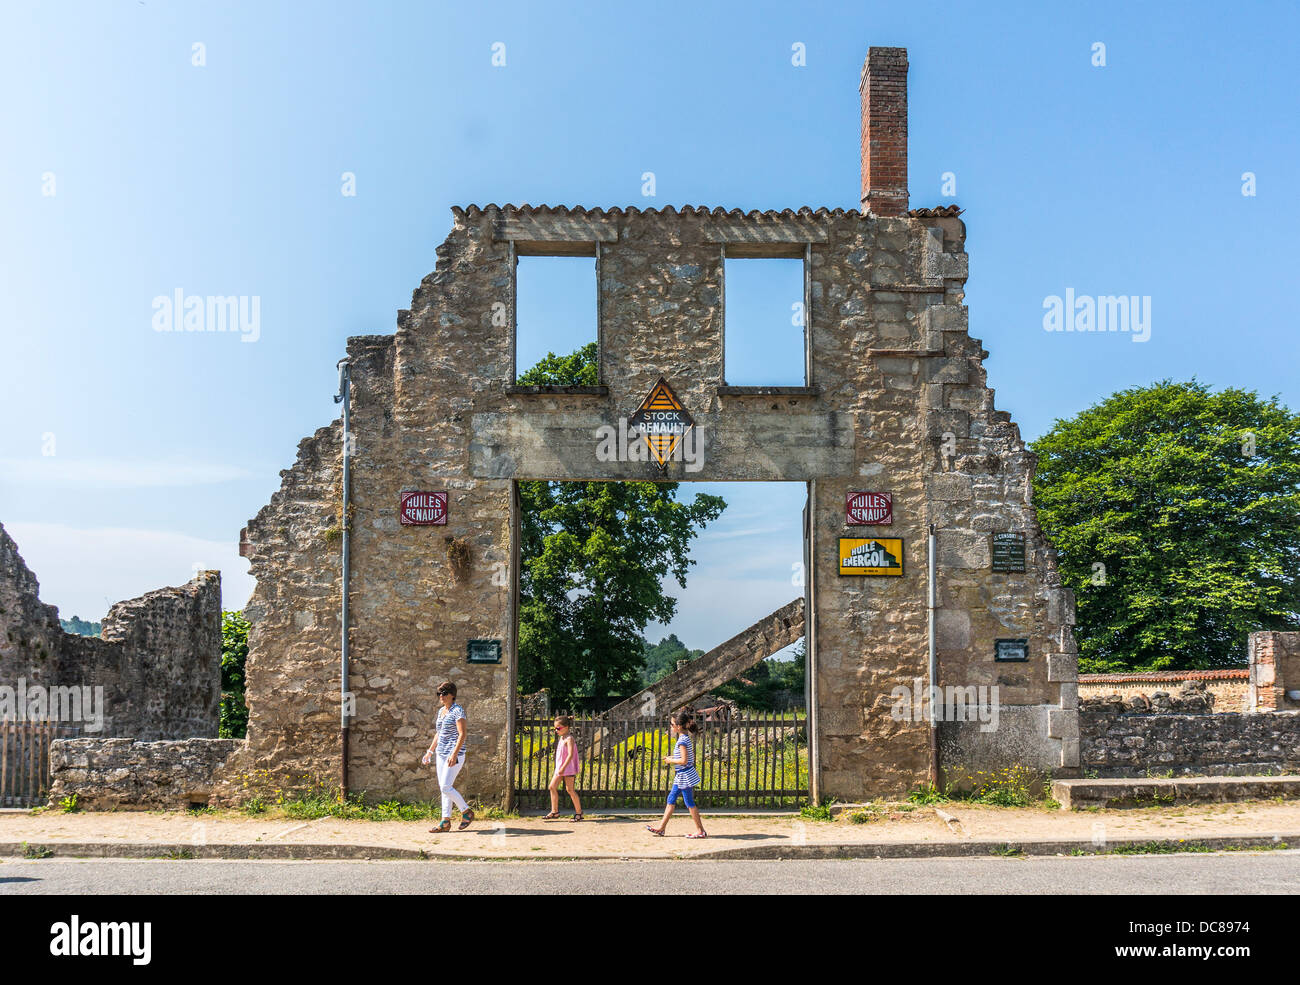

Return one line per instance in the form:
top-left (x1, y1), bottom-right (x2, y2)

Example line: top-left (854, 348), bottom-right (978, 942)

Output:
top-left (450, 203), bottom-right (963, 219)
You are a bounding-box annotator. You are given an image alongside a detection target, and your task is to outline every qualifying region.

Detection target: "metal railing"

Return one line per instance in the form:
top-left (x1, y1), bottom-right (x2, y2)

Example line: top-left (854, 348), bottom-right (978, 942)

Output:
top-left (514, 710), bottom-right (807, 810)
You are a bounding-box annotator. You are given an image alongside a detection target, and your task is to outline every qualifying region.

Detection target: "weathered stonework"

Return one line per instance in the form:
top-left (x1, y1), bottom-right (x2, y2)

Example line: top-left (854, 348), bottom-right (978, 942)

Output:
top-left (1248, 631), bottom-right (1300, 713)
top-left (1080, 705), bottom-right (1300, 777)
top-left (48, 738), bottom-right (242, 810)
top-left (0, 522), bottom-right (221, 740)
top-left (228, 49), bottom-right (1078, 806)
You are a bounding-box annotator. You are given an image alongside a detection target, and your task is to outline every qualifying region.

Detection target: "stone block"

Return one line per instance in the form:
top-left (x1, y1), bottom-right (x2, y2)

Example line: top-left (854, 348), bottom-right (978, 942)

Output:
top-left (1047, 652), bottom-right (1077, 683)
top-left (936, 609), bottom-right (970, 650)
top-left (928, 473), bottom-right (972, 501)
top-left (938, 530), bottom-right (989, 569)
top-left (1048, 707), bottom-right (1079, 742)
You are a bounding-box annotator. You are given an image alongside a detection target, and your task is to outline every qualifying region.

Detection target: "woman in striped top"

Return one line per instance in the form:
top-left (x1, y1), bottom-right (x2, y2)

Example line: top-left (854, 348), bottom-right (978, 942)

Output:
top-left (422, 681), bottom-right (474, 833)
top-left (645, 709), bottom-right (707, 839)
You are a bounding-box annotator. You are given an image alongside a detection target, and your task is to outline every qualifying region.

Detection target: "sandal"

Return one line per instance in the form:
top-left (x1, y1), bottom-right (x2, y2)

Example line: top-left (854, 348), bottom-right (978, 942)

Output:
top-left (645, 824), bottom-right (664, 837)
top-left (686, 831), bottom-right (708, 839)
top-left (541, 811), bottom-right (562, 821)
top-left (572, 813), bottom-right (584, 822)
top-left (458, 809), bottom-right (475, 830)
top-left (429, 819), bottom-right (452, 833)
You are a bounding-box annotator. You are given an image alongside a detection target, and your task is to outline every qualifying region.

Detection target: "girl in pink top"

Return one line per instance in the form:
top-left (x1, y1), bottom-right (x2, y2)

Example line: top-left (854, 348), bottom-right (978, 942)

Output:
top-left (544, 715), bottom-right (583, 821)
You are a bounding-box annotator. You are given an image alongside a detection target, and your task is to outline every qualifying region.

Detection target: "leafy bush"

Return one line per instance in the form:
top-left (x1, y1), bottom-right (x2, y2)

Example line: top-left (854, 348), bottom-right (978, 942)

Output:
top-left (220, 611), bottom-right (250, 738)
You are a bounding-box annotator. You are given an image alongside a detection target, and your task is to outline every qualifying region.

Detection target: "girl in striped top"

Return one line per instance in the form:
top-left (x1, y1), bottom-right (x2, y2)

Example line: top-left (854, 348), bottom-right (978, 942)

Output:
top-left (645, 709), bottom-right (707, 839)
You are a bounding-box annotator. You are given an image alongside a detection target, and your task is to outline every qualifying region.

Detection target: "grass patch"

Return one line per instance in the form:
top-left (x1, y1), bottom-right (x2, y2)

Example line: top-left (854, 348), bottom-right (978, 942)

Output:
top-left (911, 765), bottom-right (1056, 809)
top-left (1075, 839), bottom-right (1290, 857)
top-left (275, 789), bottom-right (512, 823)
top-left (58, 794), bottom-right (79, 814)
top-left (1109, 840), bottom-right (1212, 855)
top-left (844, 809), bottom-right (879, 824)
top-left (908, 784), bottom-right (950, 806)
top-left (21, 842), bottom-right (53, 860)
top-left (990, 843), bottom-right (1025, 857)
top-left (798, 803), bottom-right (834, 822)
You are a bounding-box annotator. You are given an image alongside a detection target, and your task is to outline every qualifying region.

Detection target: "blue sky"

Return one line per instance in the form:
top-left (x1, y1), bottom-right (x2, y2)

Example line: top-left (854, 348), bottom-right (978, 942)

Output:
top-left (1, 1), bottom-right (1296, 654)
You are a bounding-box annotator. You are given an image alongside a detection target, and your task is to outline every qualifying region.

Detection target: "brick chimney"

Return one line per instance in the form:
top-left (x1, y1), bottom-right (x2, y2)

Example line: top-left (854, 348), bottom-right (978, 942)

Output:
top-left (860, 46), bottom-right (909, 216)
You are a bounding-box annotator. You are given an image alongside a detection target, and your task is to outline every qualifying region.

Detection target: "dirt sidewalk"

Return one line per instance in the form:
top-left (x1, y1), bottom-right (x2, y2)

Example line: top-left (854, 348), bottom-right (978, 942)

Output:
top-left (2, 801), bottom-right (1298, 860)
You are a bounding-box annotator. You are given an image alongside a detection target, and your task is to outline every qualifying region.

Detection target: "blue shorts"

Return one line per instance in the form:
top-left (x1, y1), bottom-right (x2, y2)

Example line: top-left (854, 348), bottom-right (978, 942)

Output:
top-left (667, 784), bottom-right (696, 809)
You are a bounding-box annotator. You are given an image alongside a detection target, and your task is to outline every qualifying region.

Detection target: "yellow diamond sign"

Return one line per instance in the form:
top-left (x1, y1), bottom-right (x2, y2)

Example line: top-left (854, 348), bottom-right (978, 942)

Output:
top-left (629, 377), bottom-right (693, 470)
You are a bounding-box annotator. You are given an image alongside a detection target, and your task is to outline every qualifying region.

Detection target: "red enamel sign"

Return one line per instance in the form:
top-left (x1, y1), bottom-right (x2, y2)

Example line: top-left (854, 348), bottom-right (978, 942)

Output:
top-left (846, 491), bottom-right (892, 525)
top-left (400, 491), bottom-right (447, 525)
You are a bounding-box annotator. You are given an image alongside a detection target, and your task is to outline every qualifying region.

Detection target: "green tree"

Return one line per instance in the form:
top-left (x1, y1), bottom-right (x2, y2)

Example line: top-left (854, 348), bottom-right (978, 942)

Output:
top-left (1030, 380), bottom-right (1300, 673)
top-left (59, 616), bottom-right (101, 637)
top-left (641, 634), bottom-right (704, 686)
top-left (713, 639), bottom-right (806, 711)
top-left (220, 610), bottom-right (250, 738)
top-left (517, 344), bottom-right (726, 706)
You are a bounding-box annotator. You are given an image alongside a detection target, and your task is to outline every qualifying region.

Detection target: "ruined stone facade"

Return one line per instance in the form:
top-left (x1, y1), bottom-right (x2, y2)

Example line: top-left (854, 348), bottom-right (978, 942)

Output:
top-left (227, 47), bottom-right (1078, 805)
top-left (0, 522), bottom-right (222, 740)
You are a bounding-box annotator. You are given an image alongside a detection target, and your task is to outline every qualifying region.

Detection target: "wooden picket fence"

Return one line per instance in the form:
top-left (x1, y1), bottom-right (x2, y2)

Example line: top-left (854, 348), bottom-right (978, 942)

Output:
top-left (513, 711), bottom-right (807, 810)
top-left (0, 722), bottom-right (80, 808)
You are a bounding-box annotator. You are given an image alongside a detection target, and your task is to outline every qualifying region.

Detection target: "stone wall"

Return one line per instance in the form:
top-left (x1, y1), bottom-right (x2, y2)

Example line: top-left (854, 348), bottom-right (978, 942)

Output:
top-left (0, 522), bottom-right (222, 739)
top-left (232, 200), bottom-right (1077, 806)
top-left (48, 738), bottom-right (243, 810)
top-left (1080, 685), bottom-right (1300, 776)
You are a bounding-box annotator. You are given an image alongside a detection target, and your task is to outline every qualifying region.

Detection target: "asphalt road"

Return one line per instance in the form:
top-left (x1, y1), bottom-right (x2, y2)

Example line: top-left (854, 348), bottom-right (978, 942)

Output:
top-left (1, 852), bottom-right (1297, 894)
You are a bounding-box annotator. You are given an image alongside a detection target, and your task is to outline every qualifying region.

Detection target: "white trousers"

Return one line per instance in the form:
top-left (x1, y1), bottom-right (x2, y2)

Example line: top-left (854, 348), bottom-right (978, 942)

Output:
top-left (436, 753), bottom-right (469, 820)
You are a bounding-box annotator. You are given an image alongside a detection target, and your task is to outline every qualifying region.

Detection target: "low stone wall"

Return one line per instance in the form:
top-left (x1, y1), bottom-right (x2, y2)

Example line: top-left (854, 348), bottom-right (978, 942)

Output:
top-left (48, 738), bottom-right (244, 810)
top-left (1080, 695), bottom-right (1300, 777)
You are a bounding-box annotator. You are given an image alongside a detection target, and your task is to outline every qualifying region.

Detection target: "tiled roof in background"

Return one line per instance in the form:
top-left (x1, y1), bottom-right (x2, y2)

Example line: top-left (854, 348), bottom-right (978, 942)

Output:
top-left (1080, 669), bottom-right (1249, 683)
top-left (453, 203), bottom-right (963, 220)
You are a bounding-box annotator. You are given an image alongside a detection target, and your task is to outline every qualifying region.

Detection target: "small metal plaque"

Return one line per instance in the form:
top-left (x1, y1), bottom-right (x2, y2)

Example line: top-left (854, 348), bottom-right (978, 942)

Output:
top-left (846, 491), bottom-right (893, 526)
top-left (467, 639), bottom-right (501, 664)
top-left (991, 532), bottom-right (1026, 572)
top-left (995, 638), bottom-right (1029, 662)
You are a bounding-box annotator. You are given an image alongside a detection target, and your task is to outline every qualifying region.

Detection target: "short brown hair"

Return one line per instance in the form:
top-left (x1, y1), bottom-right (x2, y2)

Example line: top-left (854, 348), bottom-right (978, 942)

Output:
top-left (436, 681), bottom-right (457, 698)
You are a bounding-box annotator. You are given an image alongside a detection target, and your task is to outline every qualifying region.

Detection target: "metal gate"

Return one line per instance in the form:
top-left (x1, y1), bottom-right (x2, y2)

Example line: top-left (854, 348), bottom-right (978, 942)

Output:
top-left (1, 722), bottom-right (80, 808)
top-left (513, 710), bottom-right (807, 810)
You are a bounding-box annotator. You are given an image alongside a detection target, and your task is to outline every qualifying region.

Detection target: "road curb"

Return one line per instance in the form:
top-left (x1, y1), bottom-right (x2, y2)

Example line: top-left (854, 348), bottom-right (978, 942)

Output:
top-left (1, 833), bottom-right (1294, 862)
